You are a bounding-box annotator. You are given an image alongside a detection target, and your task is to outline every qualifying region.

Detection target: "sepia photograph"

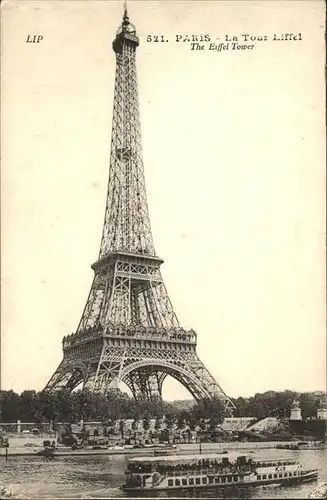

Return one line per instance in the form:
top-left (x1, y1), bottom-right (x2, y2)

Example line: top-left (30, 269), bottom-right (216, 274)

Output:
top-left (1, 0), bottom-right (326, 498)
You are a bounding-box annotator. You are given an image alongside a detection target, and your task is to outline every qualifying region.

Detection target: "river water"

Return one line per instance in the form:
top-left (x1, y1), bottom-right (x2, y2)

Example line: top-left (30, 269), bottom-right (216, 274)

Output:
top-left (1, 448), bottom-right (326, 499)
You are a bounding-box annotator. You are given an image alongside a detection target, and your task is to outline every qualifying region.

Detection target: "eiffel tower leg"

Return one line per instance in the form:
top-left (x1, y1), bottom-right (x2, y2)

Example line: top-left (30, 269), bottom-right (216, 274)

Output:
top-left (124, 369), bottom-right (167, 400)
top-left (44, 360), bottom-right (88, 392)
top-left (118, 351), bottom-right (234, 411)
top-left (84, 343), bottom-right (127, 393)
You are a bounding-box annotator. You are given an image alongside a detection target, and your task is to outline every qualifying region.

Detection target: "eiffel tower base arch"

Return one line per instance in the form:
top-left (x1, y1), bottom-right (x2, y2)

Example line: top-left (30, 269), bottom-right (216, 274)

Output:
top-left (45, 337), bottom-right (235, 411)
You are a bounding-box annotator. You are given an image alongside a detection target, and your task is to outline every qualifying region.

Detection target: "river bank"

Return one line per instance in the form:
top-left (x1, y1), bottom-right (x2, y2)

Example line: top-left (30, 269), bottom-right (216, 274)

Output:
top-left (1, 439), bottom-right (324, 459)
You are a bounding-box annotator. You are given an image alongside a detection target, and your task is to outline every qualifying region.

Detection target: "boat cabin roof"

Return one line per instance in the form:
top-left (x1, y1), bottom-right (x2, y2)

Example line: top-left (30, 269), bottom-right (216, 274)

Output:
top-left (128, 452), bottom-right (298, 464)
top-left (128, 452), bottom-right (248, 463)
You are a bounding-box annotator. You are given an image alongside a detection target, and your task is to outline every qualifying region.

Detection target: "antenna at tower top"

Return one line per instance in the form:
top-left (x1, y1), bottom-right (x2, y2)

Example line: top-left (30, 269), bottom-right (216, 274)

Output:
top-left (123, 0), bottom-right (129, 21)
top-left (114, 0), bottom-right (137, 46)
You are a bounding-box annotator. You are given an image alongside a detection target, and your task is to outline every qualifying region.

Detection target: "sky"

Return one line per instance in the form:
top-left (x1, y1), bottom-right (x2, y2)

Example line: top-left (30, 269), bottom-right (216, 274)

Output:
top-left (1, 0), bottom-right (326, 401)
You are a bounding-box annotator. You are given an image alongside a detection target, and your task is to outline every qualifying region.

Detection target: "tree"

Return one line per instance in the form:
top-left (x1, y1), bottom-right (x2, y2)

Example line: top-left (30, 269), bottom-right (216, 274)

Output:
top-left (189, 397), bottom-right (225, 425)
top-left (154, 417), bottom-right (161, 432)
top-left (177, 413), bottom-right (186, 430)
top-left (199, 418), bottom-right (207, 431)
top-left (230, 390), bottom-right (310, 420)
top-left (0, 390), bottom-right (20, 421)
top-left (1, 388), bottom-right (324, 432)
top-left (209, 415), bottom-right (220, 431)
top-left (143, 415), bottom-right (150, 432)
top-left (232, 397), bottom-right (249, 417)
top-left (164, 414), bottom-right (175, 431)
top-left (119, 419), bottom-right (125, 439)
top-left (107, 389), bottom-right (131, 420)
top-left (19, 391), bottom-right (38, 422)
top-left (299, 393), bottom-right (321, 419)
top-left (56, 390), bottom-right (78, 422)
top-left (37, 392), bottom-right (57, 427)
top-left (186, 414), bottom-right (197, 431)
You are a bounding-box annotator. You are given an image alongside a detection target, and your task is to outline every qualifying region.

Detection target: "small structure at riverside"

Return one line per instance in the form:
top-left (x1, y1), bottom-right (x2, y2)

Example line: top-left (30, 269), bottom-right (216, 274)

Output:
top-left (290, 400), bottom-right (302, 421)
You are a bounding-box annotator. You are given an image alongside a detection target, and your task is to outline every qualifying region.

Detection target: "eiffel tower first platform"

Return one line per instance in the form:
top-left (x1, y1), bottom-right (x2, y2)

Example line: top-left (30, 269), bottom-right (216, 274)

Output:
top-left (44, 6), bottom-right (234, 411)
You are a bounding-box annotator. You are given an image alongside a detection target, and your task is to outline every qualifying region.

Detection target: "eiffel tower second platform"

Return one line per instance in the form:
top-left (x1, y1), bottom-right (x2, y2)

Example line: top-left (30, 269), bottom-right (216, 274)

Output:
top-left (44, 6), bottom-right (234, 411)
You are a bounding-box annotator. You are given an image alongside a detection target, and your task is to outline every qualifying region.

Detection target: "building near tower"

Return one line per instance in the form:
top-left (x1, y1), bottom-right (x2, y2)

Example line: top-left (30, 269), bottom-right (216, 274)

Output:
top-left (317, 399), bottom-right (327, 420)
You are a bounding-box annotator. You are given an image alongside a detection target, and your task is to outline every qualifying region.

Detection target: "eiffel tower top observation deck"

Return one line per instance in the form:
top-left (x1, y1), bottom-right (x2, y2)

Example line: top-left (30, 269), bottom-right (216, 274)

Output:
top-left (44, 5), bottom-right (234, 410)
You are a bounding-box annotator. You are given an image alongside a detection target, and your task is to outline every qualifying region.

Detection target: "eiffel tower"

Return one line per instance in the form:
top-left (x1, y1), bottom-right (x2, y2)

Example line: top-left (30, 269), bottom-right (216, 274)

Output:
top-left (44, 5), bottom-right (234, 411)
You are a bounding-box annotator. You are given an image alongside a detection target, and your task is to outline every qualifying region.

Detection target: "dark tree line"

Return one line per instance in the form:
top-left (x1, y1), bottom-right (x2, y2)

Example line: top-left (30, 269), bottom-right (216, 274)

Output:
top-left (0, 389), bottom-right (176, 425)
top-left (230, 390), bottom-right (325, 419)
top-left (0, 388), bottom-right (324, 427)
top-left (0, 389), bottom-right (225, 429)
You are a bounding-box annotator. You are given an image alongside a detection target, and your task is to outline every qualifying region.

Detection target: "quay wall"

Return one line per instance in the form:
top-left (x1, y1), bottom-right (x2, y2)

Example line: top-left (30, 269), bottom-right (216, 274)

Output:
top-left (1, 438), bottom-right (324, 459)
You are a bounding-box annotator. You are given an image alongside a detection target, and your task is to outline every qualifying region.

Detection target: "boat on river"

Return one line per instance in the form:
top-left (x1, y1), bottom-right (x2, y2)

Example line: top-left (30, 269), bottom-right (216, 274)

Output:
top-left (121, 452), bottom-right (318, 491)
top-left (276, 441), bottom-right (325, 451)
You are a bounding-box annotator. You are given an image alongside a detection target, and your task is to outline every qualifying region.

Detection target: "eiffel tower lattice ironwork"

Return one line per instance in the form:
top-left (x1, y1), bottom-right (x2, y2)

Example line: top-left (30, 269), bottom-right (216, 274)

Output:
top-left (44, 6), bottom-right (234, 410)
